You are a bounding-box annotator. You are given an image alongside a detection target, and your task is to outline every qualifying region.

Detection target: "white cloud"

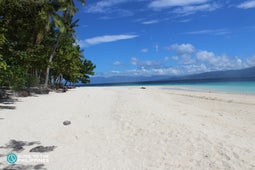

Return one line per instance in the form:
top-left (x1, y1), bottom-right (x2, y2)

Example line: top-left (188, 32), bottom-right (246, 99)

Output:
top-left (170, 44), bottom-right (196, 65)
top-left (142, 20), bottom-right (159, 25)
top-left (130, 57), bottom-right (164, 69)
top-left (130, 57), bottom-right (138, 65)
top-left (79, 34), bottom-right (138, 47)
top-left (172, 56), bottom-right (179, 60)
top-left (173, 3), bottom-right (220, 15)
top-left (237, 0), bottom-right (255, 9)
top-left (169, 44), bottom-right (248, 71)
top-left (196, 50), bottom-right (245, 70)
top-left (86, 0), bottom-right (129, 13)
top-left (130, 57), bottom-right (169, 70)
top-left (98, 44), bottom-right (253, 78)
top-left (155, 44), bottom-right (159, 52)
top-left (104, 67), bottom-right (181, 77)
top-left (180, 55), bottom-right (196, 65)
top-left (182, 64), bottom-right (208, 74)
top-left (111, 70), bottom-right (120, 74)
top-left (141, 48), bottom-right (148, 53)
top-left (98, 64), bottom-right (209, 77)
top-left (170, 43), bottom-right (196, 54)
top-left (141, 60), bottom-right (162, 68)
top-left (149, 0), bottom-right (208, 9)
top-left (196, 50), bottom-right (215, 61)
top-left (113, 61), bottom-right (121, 65)
top-left (98, 9), bottom-right (134, 19)
top-left (185, 29), bottom-right (230, 35)
top-left (247, 56), bottom-right (255, 66)
top-left (151, 68), bottom-right (181, 75)
top-left (86, 0), bottom-right (134, 19)
top-left (179, 19), bottom-right (191, 23)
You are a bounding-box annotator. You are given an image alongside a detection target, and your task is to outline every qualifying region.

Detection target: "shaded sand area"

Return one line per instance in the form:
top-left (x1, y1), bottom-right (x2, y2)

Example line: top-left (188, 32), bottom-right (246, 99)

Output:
top-left (0, 86), bottom-right (255, 169)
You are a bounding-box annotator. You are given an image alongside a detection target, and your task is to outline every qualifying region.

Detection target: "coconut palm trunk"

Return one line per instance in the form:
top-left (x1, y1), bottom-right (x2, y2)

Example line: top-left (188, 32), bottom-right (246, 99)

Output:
top-left (44, 0), bottom-right (85, 88)
top-left (44, 34), bottom-right (61, 88)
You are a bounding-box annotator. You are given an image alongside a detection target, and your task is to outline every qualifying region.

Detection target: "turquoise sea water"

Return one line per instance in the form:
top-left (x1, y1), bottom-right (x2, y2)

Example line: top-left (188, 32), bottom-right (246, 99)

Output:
top-left (155, 81), bottom-right (255, 94)
top-left (86, 80), bottom-right (255, 94)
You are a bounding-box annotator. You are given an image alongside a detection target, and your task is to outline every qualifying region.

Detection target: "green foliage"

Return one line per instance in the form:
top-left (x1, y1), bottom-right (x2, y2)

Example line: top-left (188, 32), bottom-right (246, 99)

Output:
top-left (0, 65), bottom-right (27, 89)
top-left (0, 28), bottom-right (7, 71)
top-left (79, 59), bottom-right (96, 83)
top-left (0, 0), bottom-right (95, 90)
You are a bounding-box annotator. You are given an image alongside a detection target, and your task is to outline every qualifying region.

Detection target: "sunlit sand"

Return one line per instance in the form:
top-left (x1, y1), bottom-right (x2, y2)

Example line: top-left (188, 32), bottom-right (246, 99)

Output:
top-left (0, 86), bottom-right (255, 169)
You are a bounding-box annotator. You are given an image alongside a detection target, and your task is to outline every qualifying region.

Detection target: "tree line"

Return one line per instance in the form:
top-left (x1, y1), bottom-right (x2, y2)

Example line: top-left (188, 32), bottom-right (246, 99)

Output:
top-left (0, 0), bottom-right (95, 90)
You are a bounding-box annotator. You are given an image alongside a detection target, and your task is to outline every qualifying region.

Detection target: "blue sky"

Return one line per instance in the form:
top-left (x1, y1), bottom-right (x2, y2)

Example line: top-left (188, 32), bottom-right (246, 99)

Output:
top-left (74, 0), bottom-right (255, 77)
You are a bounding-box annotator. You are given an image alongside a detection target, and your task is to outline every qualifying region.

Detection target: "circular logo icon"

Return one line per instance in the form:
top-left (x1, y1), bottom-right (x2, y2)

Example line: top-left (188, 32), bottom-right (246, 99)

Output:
top-left (7, 153), bottom-right (17, 164)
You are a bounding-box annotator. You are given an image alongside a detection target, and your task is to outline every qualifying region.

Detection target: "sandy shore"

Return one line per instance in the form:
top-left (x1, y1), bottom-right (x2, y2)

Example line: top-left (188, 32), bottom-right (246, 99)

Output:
top-left (0, 86), bottom-right (255, 169)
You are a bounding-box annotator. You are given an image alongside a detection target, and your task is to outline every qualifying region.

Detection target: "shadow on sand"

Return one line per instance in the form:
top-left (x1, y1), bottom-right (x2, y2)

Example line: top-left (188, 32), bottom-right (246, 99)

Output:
top-left (3, 164), bottom-right (46, 170)
top-left (0, 140), bottom-right (57, 170)
top-left (0, 140), bottom-right (40, 152)
top-left (0, 105), bottom-right (16, 110)
top-left (0, 89), bottom-right (17, 110)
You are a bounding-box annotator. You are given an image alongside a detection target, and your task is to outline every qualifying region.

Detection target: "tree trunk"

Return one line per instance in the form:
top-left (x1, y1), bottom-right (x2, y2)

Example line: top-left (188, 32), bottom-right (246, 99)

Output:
top-left (44, 34), bottom-right (61, 88)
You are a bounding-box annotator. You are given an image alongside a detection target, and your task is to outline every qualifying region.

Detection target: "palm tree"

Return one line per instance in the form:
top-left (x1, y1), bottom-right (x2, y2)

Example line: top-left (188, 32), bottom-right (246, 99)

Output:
top-left (43, 0), bottom-right (85, 88)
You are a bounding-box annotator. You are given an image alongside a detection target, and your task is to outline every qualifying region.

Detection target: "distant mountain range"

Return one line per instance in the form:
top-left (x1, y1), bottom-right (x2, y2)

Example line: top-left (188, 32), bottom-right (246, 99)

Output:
top-left (88, 66), bottom-right (255, 85)
top-left (183, 66), bottom-right (255, 80)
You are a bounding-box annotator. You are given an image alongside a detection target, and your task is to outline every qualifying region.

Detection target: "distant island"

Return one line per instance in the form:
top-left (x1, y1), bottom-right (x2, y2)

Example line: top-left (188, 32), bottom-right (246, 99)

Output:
top-left (88, 66), bottom-right (255, 86)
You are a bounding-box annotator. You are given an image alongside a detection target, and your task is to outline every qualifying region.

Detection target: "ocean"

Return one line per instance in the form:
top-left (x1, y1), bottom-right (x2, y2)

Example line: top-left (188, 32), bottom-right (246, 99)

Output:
top-left (158, 81), bottom-right (255, 94)
top-left (84, 80), bottom-right (255, 94)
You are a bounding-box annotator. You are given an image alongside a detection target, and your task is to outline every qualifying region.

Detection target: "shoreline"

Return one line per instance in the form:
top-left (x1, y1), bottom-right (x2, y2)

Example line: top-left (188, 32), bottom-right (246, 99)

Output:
top-left (0, 86), bottom-right (255, 169)
top-left (83, 80), bottom-right (255, 95)
top-left (160, 85), bottom-right (255, 96)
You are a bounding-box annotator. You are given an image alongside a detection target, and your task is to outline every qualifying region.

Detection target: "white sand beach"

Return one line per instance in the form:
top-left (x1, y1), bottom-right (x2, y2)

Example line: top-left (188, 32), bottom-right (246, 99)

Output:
top-left (0, 86), bottom-right (255, 169)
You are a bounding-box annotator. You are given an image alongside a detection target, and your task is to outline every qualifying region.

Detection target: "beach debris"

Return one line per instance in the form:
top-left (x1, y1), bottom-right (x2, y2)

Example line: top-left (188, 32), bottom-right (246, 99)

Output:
top-left (63, 86), bottom-right (68, 92)
top-left (17, 90), bottom-right (30, 97)
top-left (55, 87), bottom-right (68, 93)
top-left (28, 87), bottom-right (50, 95)
top-left (140, 87), bottom-right (146, 89)
top-left (0, 89), bottom-right (7, 99)
top-left (63, 120), bottom-right (71, 126)
top-left (30, 145), bottom-right (56, 152)
top-left (15, 87), bottom-right (50, 97)
top-left (0, 89), bottom-right (15, 100)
